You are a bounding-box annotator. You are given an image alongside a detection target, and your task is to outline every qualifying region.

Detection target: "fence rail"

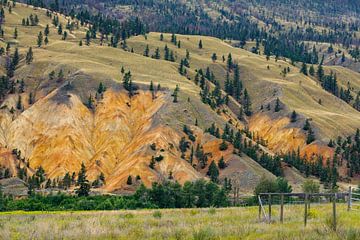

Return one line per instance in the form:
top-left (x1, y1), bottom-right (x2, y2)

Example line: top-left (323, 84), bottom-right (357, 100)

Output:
top-left (258, 186), bottom-right (359, 231)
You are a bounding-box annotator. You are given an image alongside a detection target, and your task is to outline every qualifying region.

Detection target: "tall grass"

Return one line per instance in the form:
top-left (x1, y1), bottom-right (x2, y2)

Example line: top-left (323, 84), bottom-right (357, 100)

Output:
top-left (0, 204), bottom-right (358, 239)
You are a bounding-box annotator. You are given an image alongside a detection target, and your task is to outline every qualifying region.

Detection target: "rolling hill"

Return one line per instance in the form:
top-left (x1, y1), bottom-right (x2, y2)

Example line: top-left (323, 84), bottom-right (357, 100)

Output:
top-left (0, 1), bottom-right (358, 196)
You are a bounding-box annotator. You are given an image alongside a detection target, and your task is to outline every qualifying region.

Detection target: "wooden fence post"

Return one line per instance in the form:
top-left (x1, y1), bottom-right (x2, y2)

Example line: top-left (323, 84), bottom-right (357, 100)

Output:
top-left (280, 194), bottom-right (284, 223)
top-left (268, 194), bottom-right (272, 223)
top-left (258, 197), bottom-right (262, 220)
top-left (348, 186), bottom-right (352, 211)
top-left (304, 193), bottom-right (308, 227)
top-left (333, 193), bottom-right (337, 231)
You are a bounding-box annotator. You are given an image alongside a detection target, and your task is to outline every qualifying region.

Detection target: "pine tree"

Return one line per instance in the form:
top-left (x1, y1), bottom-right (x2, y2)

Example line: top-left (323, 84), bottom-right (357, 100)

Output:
top-left (57, 23), bottom-right (63, 35)
top-left (243, 89), bottom-right (252, 116)
top-left (149, 156), bottom-right (156, 169)
top-left (317, 63), bottom-right (324, 81)
top-left (25, 47), bottom-right (33, 64)
top-left (211, 53), bottom-right (217, 62)
top-left (233, 64), bottom-right (242, 100)
top-left (309, 65), bottom-right (315, 76)
top-left (164, 44), bottom-right (169, 60)
top-left (227, 53), bottom-right (233, 71)
top-left (44, 24), bottom-right (50, 36)
top-left (62, 172), bottom-right (72, 189)
top-left (290, 110), bottom-right (297, 122)
top-left (127, 175), bottom-right (133, 185)
top-left (354, 92), bottom-right (360, 111)
top-left (274, 98), bottom-right (281, 112)
top-left (37, 31), bottom-right (43, 47)
top-left (219, 140), bottom-right (228, 151)
top-left (75, 162), bottom-right (90, 197)
top-left (172, 85), bottom-right (179, 103)
top-left (341, 53), bottom-right (346, 63)
top-left (198, 40), bottom-right (203, 49)
top-left (123, 71), bottom-right (133, 95)
top-left (16, 95), bottom-right (22, 110)
top-left (303, 119), bottom-right (311, 131)
top-left (153, 47), bottom-right (160, 59)
top-left (97, 82), bottom-right (105, 94)
top-left (144, 44), bottom-right (149, 57)
top-left (207, 160), bottom-right (219, 182)
top-left (306, 127), bottom-right (315, 144)
top-left (12, 48), bottom-right (19, 67)
top-left (218, 157), bottom-right (226, 169)
top-left (300, 62), bottom-right (308, 75)
top-left (85, 31), bottom-right (91, 46)
top-left (13, 28), bottom-right (17, 39)
top-left (62, 31), bottom-right (67, 40)
top-left (171, 33), bottom-right (177, 44)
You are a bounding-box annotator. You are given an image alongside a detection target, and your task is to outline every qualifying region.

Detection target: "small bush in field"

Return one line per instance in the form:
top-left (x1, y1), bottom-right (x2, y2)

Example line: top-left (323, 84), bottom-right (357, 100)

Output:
top-left (122, 213), bottom-right (134, 219)
top-left (208, 207), bottom-right (216, 215)
top-left (153, 210), bottom-right (162, 219)
top-left (190, 209), bottom-right (200, 216)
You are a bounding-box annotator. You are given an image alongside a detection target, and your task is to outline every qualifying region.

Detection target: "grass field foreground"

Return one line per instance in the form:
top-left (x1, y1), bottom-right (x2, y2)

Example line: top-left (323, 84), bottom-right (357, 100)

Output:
top-left (0, 204), bottom-right (359, 239)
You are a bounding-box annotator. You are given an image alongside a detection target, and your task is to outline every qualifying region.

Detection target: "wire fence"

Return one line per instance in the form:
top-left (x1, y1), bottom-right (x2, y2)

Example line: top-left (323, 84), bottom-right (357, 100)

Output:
top-left (257, 188), bottom-right (357, 231)
top-left (351, 188), bottom-right (360, 211)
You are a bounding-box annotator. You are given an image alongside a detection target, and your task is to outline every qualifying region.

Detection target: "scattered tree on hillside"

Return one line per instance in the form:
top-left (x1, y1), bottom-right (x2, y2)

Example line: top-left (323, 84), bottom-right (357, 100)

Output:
top-left (300, 62), bottom-right (308, 75)
top-left (198, 40), bottom-right (203, 49)
top-left (207, 160), bottom-right (219, 182)
top-left (37, 31), bottom-right (43, 47)
top-left (76, 162), bottom-right (90, 197)
top-left (290, 110), bottom-right (297, 122)
top-left (25, 47), bottom-right (34, 64)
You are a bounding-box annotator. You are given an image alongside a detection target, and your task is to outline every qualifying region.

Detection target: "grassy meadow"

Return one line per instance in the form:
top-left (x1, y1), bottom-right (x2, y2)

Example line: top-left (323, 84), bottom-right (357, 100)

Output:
top-left (0, 204), bottom-right (359, 239)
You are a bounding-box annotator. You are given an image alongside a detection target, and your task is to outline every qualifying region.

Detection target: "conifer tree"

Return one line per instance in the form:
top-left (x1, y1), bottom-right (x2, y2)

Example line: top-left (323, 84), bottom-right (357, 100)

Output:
top-left (13, 28), bottom-right (17, 39)
top-left (16, 95), bottom-right (22, 110)
top-left (12, 48), bottom-right (19, 67)
top-left (317, 63), bottom-right (324, 81)
top-left (25, 47), bottom-right (33, 64)
top-left (144, 44), bottom-right (149, 57)
top-left (227, 53), bottom-right (233, 71)
top-left (290, 110), bottom-right (297, 122)
top-left (303, 119), bottom-right (310, 131)
top-left (309, 65), bottom-right (315, 76)
top-left (211, 53), bottom-right (217, 62)
top-left (306, 126), bottom-right (315, 144)
top-left (207, 160), bottom-right (219, 182)
top-left (274, 98), bottom-right (281, 112)
top-left (300, 62), bottom-right (308, 75)
top-left (85, 31), bottom-right (91, 46)
top-left (172, 85), bottom-right (179, 103)
top-left (218, 157), bottom-right (226, 169)
top-left (198, 40), bottom-right (203, 49)
top-left (243, 89), bottom-right (252, 116)
top-left (127, 175), bottom-right (133, 185)
top-left (44, 24), bottom-right (50, 36)
top-left (75, 162), bottom-right (90, 197)
top-left (37, 31), bottom-right (43, 47)
top-left (62, 31), bottom-right (67, 40)
top-left (341, 53), bottom-right (346, 63)
top-left (57, 23), bottom-right (62, 35)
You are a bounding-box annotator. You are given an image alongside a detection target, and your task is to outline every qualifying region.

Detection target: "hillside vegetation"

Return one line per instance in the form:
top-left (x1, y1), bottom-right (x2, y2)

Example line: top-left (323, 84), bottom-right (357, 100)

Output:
top-left (0, 1), bottom-right (358, 196)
